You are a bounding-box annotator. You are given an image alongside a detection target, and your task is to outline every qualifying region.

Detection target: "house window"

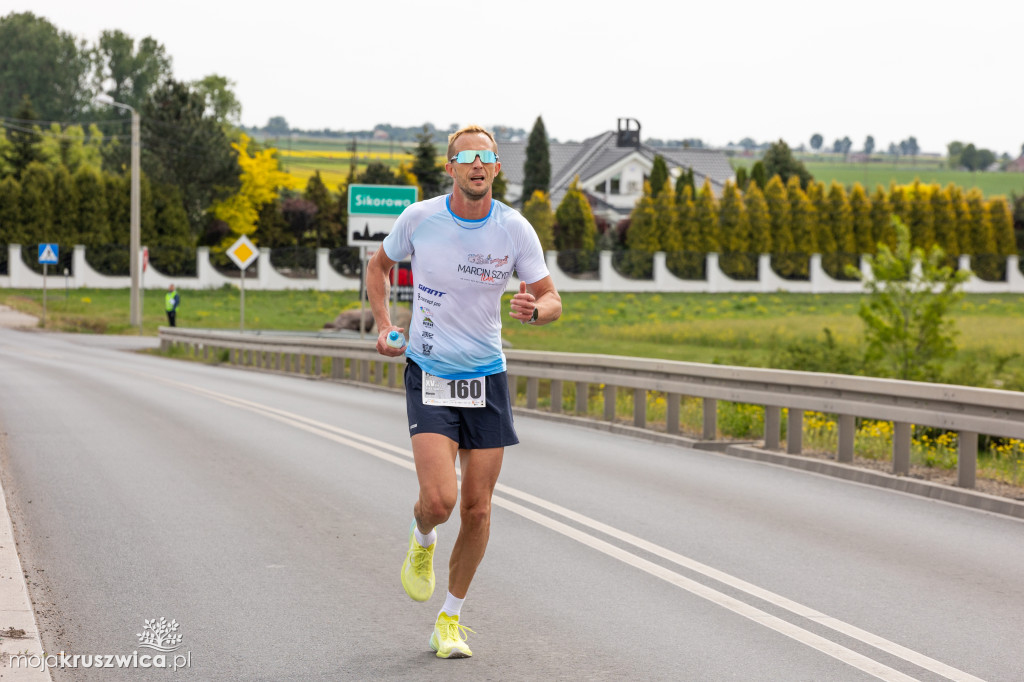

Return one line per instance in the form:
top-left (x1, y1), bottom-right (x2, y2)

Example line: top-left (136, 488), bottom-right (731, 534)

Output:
top-left (609, 175), bottom-right (620, 195)
top-left (593, 180), bottom-right (606, 194)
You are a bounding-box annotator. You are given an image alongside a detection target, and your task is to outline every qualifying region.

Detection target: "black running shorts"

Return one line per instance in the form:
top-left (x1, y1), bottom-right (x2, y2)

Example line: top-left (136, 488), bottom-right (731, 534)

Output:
top-left (403, 359), bottom-right (519, 450)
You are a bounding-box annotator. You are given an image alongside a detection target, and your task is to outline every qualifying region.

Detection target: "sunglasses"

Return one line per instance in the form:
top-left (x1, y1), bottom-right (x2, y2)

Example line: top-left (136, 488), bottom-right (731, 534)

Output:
top-left (449, 149), bottom-right (499, 164)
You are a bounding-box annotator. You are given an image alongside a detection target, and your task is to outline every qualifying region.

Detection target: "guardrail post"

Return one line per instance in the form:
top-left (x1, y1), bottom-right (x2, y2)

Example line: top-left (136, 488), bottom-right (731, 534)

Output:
top-left (388, 361), bottom-right (398, 387)
top-left (787, 409), bottom-right (803, 454)
top-left (633, 389), bottom-right (646, 428)
top-left (202, 345), bottom-right (209, 361)
top-left (360, 360), bottom-right (369, 383)
top-left (702, 398), bottom-right (717, 439)
top-left (604, 385), bottom-right (616, 421)
top-left (526, 377), bottom-right (539, 409)
top-left (575, 381), bottom-right (588, 415)
top-left (957, 431), bottom-right (977, 489)
top-left (507, 374), bottom-right (517, 405)
top-left (550, 379), bottom-right (562, 413)
top-left (764, 405), bottom-right (780, 450)
top-left (160, 338), bottom-right (170, 352)
top-left (667, 393), bottom-right (680, 435)
top-left (314, 356), bottom-right (322, 376)
top-left (838, 414), bottom-right (855, 463)
top-left (893, 422), bottom-right (911, 475)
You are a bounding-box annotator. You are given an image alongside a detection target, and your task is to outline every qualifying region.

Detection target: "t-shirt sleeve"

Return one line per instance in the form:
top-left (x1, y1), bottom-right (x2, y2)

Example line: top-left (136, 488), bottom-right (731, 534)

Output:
top-left (382, 205), bottom-right (416, 262)
top-left (511, 215), bottom-right (550, 284)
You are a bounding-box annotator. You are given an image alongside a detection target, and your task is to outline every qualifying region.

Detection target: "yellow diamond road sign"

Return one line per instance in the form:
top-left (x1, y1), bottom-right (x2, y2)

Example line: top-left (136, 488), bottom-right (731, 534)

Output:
top-left (226, 235), bottom-right (258, 270)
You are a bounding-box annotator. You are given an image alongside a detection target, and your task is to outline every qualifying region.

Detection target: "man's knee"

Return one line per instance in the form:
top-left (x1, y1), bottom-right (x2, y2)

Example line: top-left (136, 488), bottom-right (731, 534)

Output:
top-left (460, 499), bottom-right (491, 531)
top-left (419, 490), bottom-right (457, 524)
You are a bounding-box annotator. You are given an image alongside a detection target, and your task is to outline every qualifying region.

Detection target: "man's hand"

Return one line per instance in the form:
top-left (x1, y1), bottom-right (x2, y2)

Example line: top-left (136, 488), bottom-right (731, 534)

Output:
top-left (510, 281), bottom-right (537, 324)
top-left (376, 326), bottom-right (407, 356)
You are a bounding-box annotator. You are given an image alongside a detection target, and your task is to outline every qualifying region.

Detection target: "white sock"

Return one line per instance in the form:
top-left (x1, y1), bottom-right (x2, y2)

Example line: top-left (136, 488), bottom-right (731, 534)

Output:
top-left (439, 592), bottom-right (465, 619)
top-left (414, 523), bottom-right (436, 548)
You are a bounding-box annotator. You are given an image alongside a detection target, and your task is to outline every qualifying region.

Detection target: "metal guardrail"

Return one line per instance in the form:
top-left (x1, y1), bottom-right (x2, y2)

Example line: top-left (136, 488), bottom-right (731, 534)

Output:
top-left (158, 327), bottom-right (1024, 491)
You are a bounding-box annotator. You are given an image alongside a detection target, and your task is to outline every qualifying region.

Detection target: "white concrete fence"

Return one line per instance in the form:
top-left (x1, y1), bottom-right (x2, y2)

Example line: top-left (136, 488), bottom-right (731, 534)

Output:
top-left (3, 243), bottom-right (1023, 294)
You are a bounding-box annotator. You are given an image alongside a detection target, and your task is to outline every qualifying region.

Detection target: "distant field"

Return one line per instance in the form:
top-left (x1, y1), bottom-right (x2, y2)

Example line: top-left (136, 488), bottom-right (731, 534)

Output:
top-left (732, 154), bottom-right (1024, 198)
top-left (252, 134), bottom-right (442, 190)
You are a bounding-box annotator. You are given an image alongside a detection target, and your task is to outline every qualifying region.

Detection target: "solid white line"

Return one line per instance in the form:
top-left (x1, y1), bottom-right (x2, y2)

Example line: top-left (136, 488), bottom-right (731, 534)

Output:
top-left (151, 374), bottom-right (985, 682)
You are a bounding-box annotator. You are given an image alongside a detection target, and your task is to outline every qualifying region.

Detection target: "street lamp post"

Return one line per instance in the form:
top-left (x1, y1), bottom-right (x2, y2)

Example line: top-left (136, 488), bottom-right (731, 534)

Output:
top-left (96, 95), bottom-right (141, 331)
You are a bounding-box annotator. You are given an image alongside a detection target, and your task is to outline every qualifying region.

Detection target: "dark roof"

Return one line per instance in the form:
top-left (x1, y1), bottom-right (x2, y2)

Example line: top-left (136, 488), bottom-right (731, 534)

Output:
top-left (497, 131), bottom-right (734, 198)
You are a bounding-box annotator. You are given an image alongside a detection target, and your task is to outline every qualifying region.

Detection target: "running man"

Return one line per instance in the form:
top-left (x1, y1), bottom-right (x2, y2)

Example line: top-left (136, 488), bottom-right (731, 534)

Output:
top-left (367, 125), bottom-right (561, 658)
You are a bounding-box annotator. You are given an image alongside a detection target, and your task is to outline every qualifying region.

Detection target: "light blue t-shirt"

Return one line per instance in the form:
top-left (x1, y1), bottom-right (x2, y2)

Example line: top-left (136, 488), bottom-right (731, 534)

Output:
top-left (382, 194), bottom-right (549, 380)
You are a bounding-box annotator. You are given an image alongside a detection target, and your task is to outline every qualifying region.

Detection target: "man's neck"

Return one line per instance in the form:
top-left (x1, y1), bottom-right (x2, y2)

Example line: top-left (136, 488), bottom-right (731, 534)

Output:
top-left (449, 191), bottom-right (492, 220)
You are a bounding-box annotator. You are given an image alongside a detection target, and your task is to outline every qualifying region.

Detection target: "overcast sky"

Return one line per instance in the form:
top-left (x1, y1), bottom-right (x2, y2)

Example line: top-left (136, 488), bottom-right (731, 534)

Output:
top-left (16, 0), bottom-right (1023, 155)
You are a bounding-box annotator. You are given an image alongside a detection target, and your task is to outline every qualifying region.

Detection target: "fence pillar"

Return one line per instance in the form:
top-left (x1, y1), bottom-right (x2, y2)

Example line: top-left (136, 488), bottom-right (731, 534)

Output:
top-left (957, 431), bottom-right (977, 489)
top-left (787, 409), bottom-right (803, 454)
top-left (575, 381), bottom-right (588, 415)
top-left (667, 393), bottom-right (680, 435)
top-left (702, 398), bottom-right (717, 440)
top-left (764, 405), bottom-right (781, 450)
top-left (893, 422), bottom-right (911, 475)
top-left (603, 385), bottom-right (616, 421)
top-left (633, 389), bottom-right (646, 428)
top-left (550, 379), bottom-right (562, 413)
top-left (837, 414), bottom-right (855, 463)
top-left (526, 377), bottom-right (539, 409)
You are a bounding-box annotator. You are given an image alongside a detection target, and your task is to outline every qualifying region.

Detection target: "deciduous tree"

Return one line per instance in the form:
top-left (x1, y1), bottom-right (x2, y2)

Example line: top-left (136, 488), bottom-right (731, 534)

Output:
top-left (762, 139), bottom-right (812, 189)
top-left (859, 217), bottom-right (967, 381)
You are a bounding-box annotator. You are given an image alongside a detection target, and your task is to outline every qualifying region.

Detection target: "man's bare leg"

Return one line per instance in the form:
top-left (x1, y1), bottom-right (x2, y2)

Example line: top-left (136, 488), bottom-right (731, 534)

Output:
top-left (448, 447), bottom-right (504, 598)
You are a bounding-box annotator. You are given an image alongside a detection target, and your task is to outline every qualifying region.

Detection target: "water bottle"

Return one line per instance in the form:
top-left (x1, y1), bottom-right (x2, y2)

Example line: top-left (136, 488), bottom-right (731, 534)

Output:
top-left (386, 330), bottom-right (406, 349)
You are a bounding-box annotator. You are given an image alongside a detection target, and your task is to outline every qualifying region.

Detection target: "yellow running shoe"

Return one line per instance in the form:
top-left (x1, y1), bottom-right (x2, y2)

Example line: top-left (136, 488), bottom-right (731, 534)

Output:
top-left (429, 612), bottom-right (473, 659)
top-left (401, 522), bottom-right (435, 602)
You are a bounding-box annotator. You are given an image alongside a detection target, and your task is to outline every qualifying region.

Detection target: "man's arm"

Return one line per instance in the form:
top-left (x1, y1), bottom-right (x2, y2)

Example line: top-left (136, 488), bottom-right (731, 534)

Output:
top-left (365, 248), bottom-right (405, 355)
top-left (509, 275), bottom-right (561, 326)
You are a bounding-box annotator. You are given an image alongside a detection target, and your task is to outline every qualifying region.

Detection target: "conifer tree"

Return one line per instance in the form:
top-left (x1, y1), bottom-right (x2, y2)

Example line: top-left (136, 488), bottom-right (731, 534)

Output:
top-left (847, 183), bottom-right (873, 254)
top-left (718, 180), bottom-right (748, 253)
top-left (150, 182), bottom-right (195, 274)
top-left (491, 170), bottom-right (507, 203)
top-left (988, 197), bottom-right (1016, 256)
top-left (828, 182), bottom-right (854, 252)
top-left (676, 184), bottom-right (697, 250)
top-left (965, 188), bottom-right (996, 278)
top-left (888, 184), bottom-right (909, 227)
top-left (50, 165), bottom-right (78, 247)
top-left (73, 166), bottom-right (109, 249)
top-left (655, 179), bottom-right (679, 252)
top-left (4, 96), bottom-right (43, 179)
top-left (19, 162), bottom-right (53, 244)
top-left (648, 156), bottom-right (668, 198)
top-left (946, 184), bottom-right (969, 255)
top-left (626, 182), bottom-right (659, 253)
top-left (764, 176), bottom-right (796, 276)
top-left (522, 116), bottom-right (551, 203)
top-left (410, 125), bottom-right (446, 199)
top-left (750, 161), bottom-right (767, 190)
top-left (869, 185), bottom-right (894, 251)
top-left (554, 176), bottom-right (596, 251)
top-left (930, 185), bottom-right (959, 257)
top-left (807, 180), bottom-right (835, 254)
top-left (744, 182), bottom-right (771, 254)
top-left (522, 190), bottom-right (555, 250)
top-left (906, 179), bottom-right (935, 250)
top-left (0, 176), bottom-right (24, 246)
top-left (106, 173), bottom-right (130, 247)
top-left (693, 179), bottom-right (719, 252)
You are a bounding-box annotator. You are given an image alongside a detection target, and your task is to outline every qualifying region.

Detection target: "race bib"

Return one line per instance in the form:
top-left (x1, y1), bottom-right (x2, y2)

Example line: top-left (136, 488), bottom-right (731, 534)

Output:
top-left (422, 372), bottom-right (486, 408)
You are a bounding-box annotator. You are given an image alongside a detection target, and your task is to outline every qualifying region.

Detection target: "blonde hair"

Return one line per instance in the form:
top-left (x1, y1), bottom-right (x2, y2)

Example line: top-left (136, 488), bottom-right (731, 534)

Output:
top-left (447, 125), bottom-right (497, 159)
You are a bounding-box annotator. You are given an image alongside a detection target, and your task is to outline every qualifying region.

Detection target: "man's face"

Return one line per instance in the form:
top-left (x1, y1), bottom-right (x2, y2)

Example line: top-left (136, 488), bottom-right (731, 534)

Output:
top-left (446, 132), bottom-right (500, 200)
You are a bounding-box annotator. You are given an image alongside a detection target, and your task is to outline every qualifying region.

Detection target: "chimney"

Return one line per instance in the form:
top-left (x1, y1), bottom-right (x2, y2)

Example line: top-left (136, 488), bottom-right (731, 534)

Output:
top-left (617, 118), bottom-right (640, 148)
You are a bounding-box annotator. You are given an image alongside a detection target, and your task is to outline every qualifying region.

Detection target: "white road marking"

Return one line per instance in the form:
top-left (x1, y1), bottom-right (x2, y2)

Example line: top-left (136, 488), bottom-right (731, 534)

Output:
top-left (153, 375), bottom-right (987, 682)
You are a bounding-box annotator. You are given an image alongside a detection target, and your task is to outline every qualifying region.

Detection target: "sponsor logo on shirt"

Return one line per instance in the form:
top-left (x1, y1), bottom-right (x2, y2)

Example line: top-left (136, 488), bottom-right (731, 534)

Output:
top-left (421, 343), bottom-right (433, 356)
top-left (422, 317), bottom-right (434, 328)
top-left (422, 331), bottom-right (434, 339)
top-left (417, 284), bottom-right (447, 297)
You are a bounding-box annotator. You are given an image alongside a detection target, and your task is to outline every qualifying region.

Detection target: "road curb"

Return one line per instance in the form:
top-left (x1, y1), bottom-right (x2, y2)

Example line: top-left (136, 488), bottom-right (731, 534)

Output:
top-left (0, 460), bottom-right (51, 680)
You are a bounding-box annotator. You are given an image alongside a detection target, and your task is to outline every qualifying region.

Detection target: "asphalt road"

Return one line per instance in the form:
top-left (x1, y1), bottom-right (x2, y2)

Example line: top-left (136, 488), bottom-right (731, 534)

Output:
top-left (0, 328), bottom-right (1022, 681)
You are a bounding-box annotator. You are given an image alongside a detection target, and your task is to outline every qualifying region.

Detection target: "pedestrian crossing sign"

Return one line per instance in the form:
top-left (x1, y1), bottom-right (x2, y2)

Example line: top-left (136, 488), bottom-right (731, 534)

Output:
top-left (38, 243), bottom-right (59, 264)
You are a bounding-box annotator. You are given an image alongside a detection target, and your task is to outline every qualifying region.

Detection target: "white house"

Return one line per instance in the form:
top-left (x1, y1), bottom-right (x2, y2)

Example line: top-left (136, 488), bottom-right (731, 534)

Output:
top-left (499, 119), bottom-right (735, 221)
